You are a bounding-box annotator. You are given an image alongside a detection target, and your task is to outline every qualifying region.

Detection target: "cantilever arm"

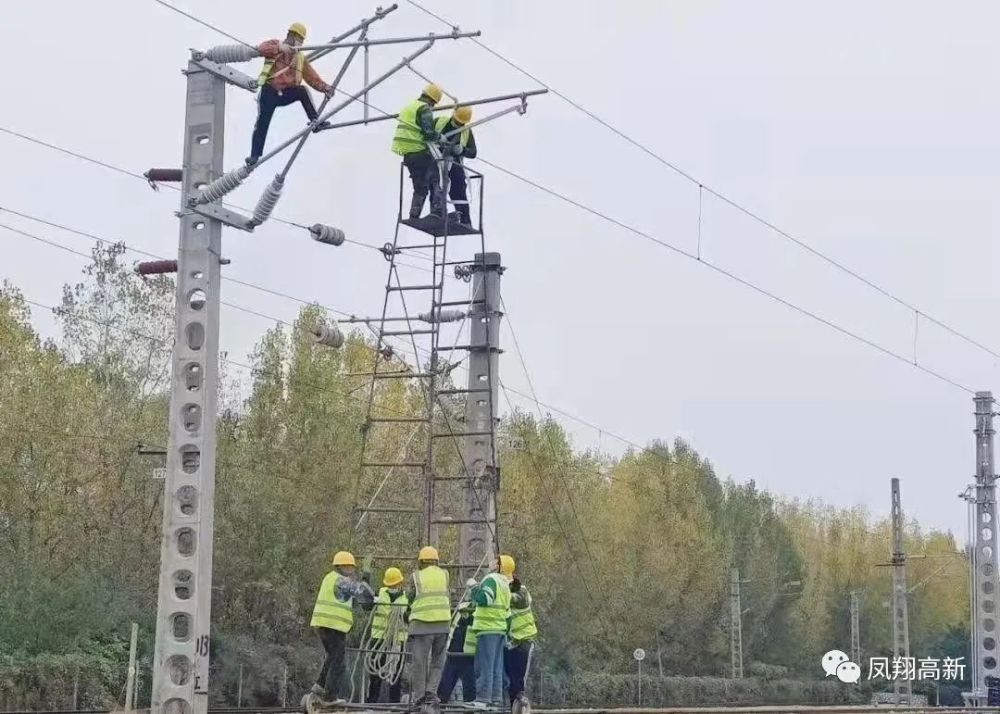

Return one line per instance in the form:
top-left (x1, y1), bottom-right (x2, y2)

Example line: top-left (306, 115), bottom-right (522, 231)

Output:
top-left (297, 30), bottom-right (480, 51)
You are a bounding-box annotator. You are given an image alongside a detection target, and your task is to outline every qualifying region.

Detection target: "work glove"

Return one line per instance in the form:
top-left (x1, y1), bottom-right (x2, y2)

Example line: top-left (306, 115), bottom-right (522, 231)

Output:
top-left (510, 577), bottom-right (521, 593)
top-left (465, 578), bottom-right (478, 589)
top-left (504, 638), bottom-right (515, 650)
top-left (448, 142), bottom-right (464, 157)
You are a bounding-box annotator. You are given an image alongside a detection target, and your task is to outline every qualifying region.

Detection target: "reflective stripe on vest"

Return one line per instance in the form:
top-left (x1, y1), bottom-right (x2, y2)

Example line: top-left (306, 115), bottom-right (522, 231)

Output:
top-left (391, 100), bottom-right (429, 156)
top-left (258, 51), bottom-right (305, 88)
top-left (463, 626), bottom-right (478, 655)
top-left (410, 565), bottom-right (451, 622)
top-left (471, 573), bottom-right (511, 633)
top-left (510, 591), bottom-right (537, 641)
top-left (434, 116), bottom-right (469, 148)
top-left (310, 571), bottom-right (354, 632)
top-left (371, 587), bottom-right (409, 642)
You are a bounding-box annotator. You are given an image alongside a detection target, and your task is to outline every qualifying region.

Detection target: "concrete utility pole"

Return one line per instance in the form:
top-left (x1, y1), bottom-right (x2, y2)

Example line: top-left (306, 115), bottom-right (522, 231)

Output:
top-left (849, 591), bottom-right (861, 666)
top-left (968, 391), bottom-right (1000, 702)
top-left (730, 568), bottom-right (744, 679)
top-left (125, 623), bottom-right (139, 714)
top-left (890, 477), bottom-right (912, 706)
top-left (457, 252), bottom-right (502, 583)
top-left (150, 58), bottom-right (227, 714)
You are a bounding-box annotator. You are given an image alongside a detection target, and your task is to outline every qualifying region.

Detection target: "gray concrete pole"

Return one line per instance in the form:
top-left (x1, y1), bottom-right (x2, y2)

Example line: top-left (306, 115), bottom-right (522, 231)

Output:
top-left (971, 391), bottom-right (1000, 701)
top-left (730, 568), bottom-right (743, 679)
top-left (150, 59), bottom-right (225, 714)
top-left (850, 591), bottom-right (861, 665)
top-left (457, 253), bottom-right (502, 583)
top-left (890, 477), bottom-right (912, 705)
top-left (125, 623), bottom-right (139, 714)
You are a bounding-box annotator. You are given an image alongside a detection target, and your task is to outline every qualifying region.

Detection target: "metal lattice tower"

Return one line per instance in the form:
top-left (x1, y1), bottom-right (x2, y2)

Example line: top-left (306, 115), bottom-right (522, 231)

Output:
top-left (353, 161), bottom-right (501, 584)
top-left (968, 391), bottom-right (1000, 702)
top-left (849, 590), bottom-right (861, 665)
top-left (730, 568), bottom-right (744, 679)
top-left (890, 477), bottom-right (912, 706)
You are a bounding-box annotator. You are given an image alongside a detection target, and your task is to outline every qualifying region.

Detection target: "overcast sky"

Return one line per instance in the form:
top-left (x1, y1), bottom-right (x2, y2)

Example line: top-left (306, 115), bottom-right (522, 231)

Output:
top-left (4, 0), bottom-right (1000, 539)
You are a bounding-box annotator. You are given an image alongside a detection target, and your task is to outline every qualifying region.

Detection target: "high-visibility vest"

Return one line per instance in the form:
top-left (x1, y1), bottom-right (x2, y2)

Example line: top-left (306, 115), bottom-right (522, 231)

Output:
top-left (463, 626), bottom-right (478, 655)
top-left (434, 116), bottom-right (470, 148)
top-left (510, 589), bottom-right (538, 641)
top-left (310, 571), bottom-right (354, 632)
top-left (371, 587), bottom-right (409, 643)
top-left (392, 100), bottom-right (430, 156)
top-left (258, 51), bottom-right (305, 88)
top-left (471, 573), bottom-right (511, 634)
top-left (410, 566), bottom-right (451, 622)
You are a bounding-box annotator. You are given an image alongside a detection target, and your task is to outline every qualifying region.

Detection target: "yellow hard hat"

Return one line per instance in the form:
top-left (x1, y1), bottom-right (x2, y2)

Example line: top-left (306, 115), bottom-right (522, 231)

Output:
top-left (383, 567), bottom-right (404, 587)
top-left (423, 83), bottom-right (444, 104)
top-left (418, 545), bottom-right (439, 561)
top-left (288, 22), bottom-right (307, 40)
top-left (332, 550), bottom-right (355, 567)
top-left (453, 106), bottom-right (473, 126)
top-left (499, 554), bottom-right (515, 576)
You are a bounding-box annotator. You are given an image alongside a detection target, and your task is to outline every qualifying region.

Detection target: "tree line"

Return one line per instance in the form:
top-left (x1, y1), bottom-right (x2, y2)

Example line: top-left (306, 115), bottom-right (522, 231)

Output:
top-left (0, 244), bottom-right (969, 708)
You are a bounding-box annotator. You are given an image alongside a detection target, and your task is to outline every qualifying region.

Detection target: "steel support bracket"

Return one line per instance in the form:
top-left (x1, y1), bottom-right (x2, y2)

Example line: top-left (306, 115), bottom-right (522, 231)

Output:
top-left (190, 203), bottom-right (254, 232)
top-left (190, 57), bottom-right (257, 93)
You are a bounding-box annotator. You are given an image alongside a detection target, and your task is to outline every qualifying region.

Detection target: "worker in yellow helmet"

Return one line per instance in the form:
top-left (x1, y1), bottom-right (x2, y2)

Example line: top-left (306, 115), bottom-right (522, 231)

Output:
top-left (367, 567), bottom-right (409, 703)
top-left (502, 555), bottom-right (537, 708)
top-left (391, 84), bottom-right (446, 222)
top-left (309, 550), bottom-right (375, 706)
top-left (434, 106), bottom-right (478, 227)
top-left (247, 22), bottom-right (333, 166)
top-left (466, 554), bottom-right (513, 709)
top-left (404, 545), bottom-right (452, 711)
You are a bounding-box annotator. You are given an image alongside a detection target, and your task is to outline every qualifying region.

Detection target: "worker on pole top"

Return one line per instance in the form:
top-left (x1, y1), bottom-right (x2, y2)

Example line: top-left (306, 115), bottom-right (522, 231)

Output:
top-left (435, 107), bottom-right (477, 227)
top-left (247, 22), bottom-right (334, 166)
top-left (467, 555), bottom-right (513, 709)
top-left (392, 84), bottom-right (445, 221)
top-left (310, 550), bottom-right (375, 706)
top-left (405, 545), bottom-right (452, 713)
top-left (503, 555), bottom-right (537, 709)
top-left (368, 567), bottom-right (409, 704)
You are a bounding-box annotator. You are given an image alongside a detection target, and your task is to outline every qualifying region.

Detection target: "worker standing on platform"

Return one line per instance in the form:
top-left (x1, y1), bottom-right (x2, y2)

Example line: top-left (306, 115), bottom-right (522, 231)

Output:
top-left (310, 550), bottom-right (375, 706)
top-left (437, 601), bottom-right (477, 704)
top-left (468, 556), bottom-right (513, 709)
top-left (368, 567), bottom-right (409, 703)
top-left (504, 558), bottom-right (537, 707)
top-left (435, 107), bottom-right (477, 226)
top-left (391, 84), bottom-right (445, 221)
top-left (247, 23), bottom-right (333, 166)
top-left (405, 546), bottom-right (452, 711)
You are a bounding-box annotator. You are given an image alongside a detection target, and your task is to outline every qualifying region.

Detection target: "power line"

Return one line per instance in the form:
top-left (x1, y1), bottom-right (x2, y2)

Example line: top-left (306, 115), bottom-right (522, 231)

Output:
top-left (406, 0), bottom-right (1000, 365)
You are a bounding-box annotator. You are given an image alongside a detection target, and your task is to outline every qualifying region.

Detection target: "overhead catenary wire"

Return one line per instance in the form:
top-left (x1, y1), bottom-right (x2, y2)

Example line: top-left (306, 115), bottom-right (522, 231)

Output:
top-left (406, 0), bottom-right (1000, 365)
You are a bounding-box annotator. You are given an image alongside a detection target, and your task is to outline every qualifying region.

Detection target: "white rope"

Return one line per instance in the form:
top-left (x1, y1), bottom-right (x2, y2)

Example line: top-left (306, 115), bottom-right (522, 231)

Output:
top-left (362, 601), bottom-right (408, 685)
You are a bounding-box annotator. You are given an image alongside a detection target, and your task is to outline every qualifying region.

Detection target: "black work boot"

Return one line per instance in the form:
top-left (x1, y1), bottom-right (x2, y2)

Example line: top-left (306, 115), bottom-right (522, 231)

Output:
top-left (409, 192), bottom-right (426, 220)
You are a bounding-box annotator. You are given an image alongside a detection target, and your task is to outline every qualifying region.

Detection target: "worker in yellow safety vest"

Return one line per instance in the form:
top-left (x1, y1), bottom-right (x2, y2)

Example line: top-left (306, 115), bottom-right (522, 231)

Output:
top-left (503, 555), bottom-right (537, 705)
top-left (247, 22), bottom-right (333, 166)
top-left (437, 600), bottom-right (477, 703)
top-left (391, 84), bottom-right (445, 221)
top-left (467, 555), bottom-right (512, 709)
top-left (404, 545), bottom-right (452, 709)
top-left (434, 107), bottom-right (478, 227)
top-left (310, 550), bottom-right (375, 706)
top-left (367, 567), bottom-right (409, 703)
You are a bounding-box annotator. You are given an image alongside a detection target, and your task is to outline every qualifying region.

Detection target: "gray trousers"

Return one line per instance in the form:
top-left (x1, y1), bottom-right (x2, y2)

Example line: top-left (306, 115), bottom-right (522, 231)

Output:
top-left (408, 632), bottom-right (448, 702)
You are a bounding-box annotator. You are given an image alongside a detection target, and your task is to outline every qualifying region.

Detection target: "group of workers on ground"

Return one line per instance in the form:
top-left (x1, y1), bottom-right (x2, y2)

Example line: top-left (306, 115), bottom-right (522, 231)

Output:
top-left (248, 23), bottom-right (478, 227)
top-left (310, 546), bottom-right (537, 711)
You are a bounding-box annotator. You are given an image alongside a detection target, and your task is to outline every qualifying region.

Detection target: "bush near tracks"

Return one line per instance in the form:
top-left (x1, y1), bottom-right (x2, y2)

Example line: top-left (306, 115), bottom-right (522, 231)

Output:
top-left (0, 651), bottom-right (125, 711)
top-left (533, 673), bottom-right (867, 708)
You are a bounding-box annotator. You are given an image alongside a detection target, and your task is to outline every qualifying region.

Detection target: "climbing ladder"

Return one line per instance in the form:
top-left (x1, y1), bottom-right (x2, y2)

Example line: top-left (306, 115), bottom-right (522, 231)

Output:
top-left (350, 156), bottom-right (501, 584)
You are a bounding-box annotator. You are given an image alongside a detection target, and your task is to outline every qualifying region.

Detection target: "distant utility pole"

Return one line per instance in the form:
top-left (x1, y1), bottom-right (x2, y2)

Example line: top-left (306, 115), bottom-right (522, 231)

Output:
top-left (125, 623), bottom-right (139, 714)
top-left (967, 391), bottom-right (1000, 703)
top-left (890, 477), bottom-right (912, 706)
top-left (730, 568), bottom-right (744, 679)
top-left (849, 591), bottom-right (861, 666)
